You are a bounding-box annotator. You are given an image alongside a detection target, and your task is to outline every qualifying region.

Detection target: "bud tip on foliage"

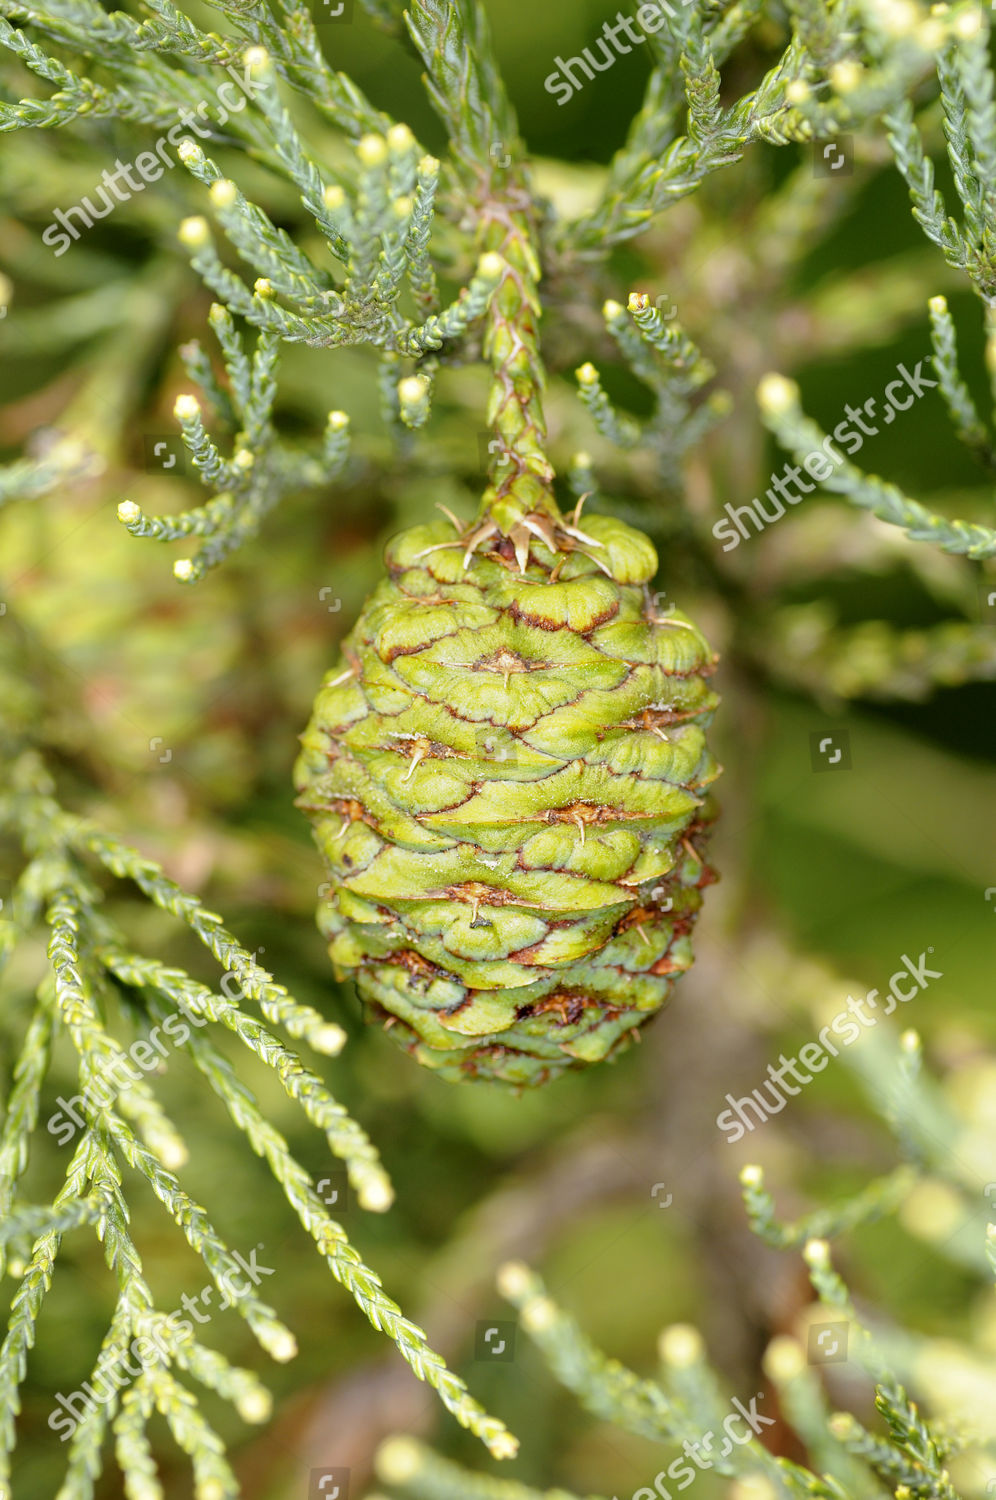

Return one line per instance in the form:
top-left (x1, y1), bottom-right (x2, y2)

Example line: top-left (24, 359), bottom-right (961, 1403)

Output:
top-left (659, 1323), bottom-right (703, 1366)
top-left (158, 1139), bottom-right (188, 1170)
top-left (209, 178), bottom-right (238, 209)
top-left (173, 393), bottom-right (200, 422)
top-left (803, 1237), bottom-right (830, 1268)
top-left (828, 1411), bottom-right (855, 1439)
top-left (830, 59), bottom-right (862, 92)
top-left (376, 1438), bottom-right (421, 1484)
top-left (490, 1432), bottom-right (519, 1460)
top-left (872, 0), bottom-right (919, 35)
top-left (763, 1335), bottom-right (806, 1382)
top-left (357, 133), bottom-right (388, 166)
top-left (358, 1178), bottom-right (394, 1213)
top-left (268, 1328), bottom-right (297, 1363)
top-left (900, 1179), bottom-right (964, 1240)
top-left (729, 1480), bottom-right (778, 1500)
top-left (398, 375), bottom-right (429, 405)
top-left (386, 123), bottom-right (414, 153)
top-left (952, 5), bottom-right (982, 37)
top-left (757, 372), bottom-right (797, 413)
top-left (496, 1260), bottom-right (532, 1299)
top-left (236, 1388), bottom-right (272, 1423)
top-left (477, 251), bottom-right (504, 280)
top-left (117, 500), bottom-right (141, 524)
top-left (576, 361), bottom-right (598, 386)
top-left (521, 1296), bottom-right (556, 1333)
top-left (173, 559), bottom-right (196, 582)
top-left (312, 1021), bottom-right (347, 1053)
top-left (178, 216), bottom-right (209, 247)
top-left (740, 1163), bottom-right (764, 1189)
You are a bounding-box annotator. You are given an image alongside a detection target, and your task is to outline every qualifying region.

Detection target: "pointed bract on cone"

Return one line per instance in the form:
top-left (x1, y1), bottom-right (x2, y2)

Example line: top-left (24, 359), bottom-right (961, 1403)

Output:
top-left (294, 505), bottom-right (720, 1086)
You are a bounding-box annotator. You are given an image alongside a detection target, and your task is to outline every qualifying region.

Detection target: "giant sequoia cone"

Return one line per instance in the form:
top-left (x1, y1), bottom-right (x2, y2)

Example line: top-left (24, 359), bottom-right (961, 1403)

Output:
top-left (294, 500), bottom-right (720, 1086)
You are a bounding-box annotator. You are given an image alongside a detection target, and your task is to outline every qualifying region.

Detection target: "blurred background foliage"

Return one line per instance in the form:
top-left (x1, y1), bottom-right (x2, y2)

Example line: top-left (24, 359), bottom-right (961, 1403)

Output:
top-left (1, 0), bottom-right (994, 1496)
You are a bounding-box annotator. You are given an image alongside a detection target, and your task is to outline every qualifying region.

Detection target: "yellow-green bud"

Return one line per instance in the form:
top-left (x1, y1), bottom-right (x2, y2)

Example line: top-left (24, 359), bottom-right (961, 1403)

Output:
top-left (763, 1335), bottom-right (806, 1382)
top-left (521, 1296), bottom-right (556, 1332)
top-left (209, 178), bottom-right (238, 209)
top-left (357, 133), bottom-right (388, 166)
top-left (178, 216), bottom-right (209, 247)
top-left (375, 1438), bottom-right (421, 1485)
top-left (398, 375), bottom-right (429, 406)
top-left (267, 1327), bottom-right (297, 1362)
top-left (757, 372), bottom-right (798, 414)
top-left (236, 1388), bottom-right (272, 1424)
top-left (830, 60), bottom-right (862, 93)
top-left (357, 1178), bottom-right (394, 1212)
top-left (387, 123), bottom-right (414, 153)
top-left (659, 1323), bottom-right (703, 1366)
top-left (173, 393), bottom-right (200, 421)
top-left (496, 1260), bottom-right (532, 1299)
top-left (952, 6), bottom-right (982, 37)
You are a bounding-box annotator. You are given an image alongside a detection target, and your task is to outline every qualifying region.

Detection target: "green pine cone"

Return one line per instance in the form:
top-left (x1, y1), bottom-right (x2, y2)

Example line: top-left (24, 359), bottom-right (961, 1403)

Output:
top-left (295, 507), bottom-right (720, 1087)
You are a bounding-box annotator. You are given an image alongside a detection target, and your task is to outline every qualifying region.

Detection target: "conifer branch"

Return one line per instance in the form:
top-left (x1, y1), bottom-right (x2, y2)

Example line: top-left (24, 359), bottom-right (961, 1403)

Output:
top-left (0, 754), bottom-right (517, 1490)
top-left (758, 373), bottom-right (996, 558)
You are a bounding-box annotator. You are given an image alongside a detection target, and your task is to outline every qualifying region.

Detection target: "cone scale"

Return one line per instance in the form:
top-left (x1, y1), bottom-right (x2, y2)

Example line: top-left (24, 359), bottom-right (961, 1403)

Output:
top-left (295, 188), bottom-right (720, 1086)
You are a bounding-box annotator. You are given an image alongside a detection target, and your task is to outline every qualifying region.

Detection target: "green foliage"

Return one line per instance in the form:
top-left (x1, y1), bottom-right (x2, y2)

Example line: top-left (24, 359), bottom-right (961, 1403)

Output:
top-left (371, 1026), bottom-right (994, 1500)
top-left (1, 0), bottom-right (995, 1495)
